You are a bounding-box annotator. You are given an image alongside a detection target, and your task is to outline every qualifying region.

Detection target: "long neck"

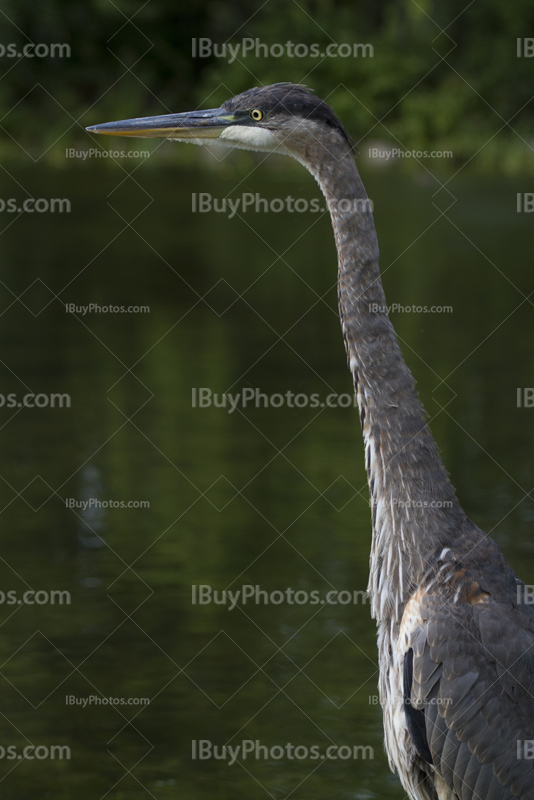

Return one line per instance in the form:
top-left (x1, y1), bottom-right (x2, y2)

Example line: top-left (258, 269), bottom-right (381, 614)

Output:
top-left (306, 149), bottom-right (468, 623)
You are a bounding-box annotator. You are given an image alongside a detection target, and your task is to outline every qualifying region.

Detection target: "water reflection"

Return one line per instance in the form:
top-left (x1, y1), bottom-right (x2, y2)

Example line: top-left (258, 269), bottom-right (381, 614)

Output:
top-left (0, 160), bottom-right (532, 798)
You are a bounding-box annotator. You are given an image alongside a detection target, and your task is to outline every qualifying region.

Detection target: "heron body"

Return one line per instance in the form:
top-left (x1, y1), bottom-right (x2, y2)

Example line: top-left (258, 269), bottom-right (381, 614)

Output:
top-left (88, 84), bottom-right (534, 800)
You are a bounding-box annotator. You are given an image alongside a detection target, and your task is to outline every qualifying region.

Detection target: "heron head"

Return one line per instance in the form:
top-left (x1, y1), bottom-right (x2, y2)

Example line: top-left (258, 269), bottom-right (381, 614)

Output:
top-left (85, 83), bottom-right (355, 161)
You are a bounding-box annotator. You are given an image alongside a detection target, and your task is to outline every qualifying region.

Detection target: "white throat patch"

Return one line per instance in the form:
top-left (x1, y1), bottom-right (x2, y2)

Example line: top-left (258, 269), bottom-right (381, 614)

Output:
top-left (218, 125), bottom-right (283, 153)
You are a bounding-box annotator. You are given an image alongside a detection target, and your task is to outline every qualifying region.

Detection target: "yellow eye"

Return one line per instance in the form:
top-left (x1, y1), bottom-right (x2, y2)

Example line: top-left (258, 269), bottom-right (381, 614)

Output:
top-left (250, 109), bottom-right (263, 121)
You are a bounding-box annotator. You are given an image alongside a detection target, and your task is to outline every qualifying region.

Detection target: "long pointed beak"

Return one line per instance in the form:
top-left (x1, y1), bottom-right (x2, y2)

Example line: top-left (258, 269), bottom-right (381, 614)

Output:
top-left (85, 108), bottom-right (237, 141)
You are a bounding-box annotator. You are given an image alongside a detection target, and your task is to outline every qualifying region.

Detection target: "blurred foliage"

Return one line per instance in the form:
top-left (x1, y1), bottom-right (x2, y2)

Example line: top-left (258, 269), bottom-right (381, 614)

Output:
top-left (0, 0), bottom-right (533, 170)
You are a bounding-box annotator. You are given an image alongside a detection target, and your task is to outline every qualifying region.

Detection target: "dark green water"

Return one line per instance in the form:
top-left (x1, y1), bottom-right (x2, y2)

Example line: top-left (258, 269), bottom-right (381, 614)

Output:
top-left (0, 155), bottom-right (533, 799)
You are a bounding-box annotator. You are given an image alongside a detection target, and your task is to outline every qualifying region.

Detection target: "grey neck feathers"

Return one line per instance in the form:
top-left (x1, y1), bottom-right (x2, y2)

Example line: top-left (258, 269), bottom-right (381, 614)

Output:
top-left (301, 142), bottom-right (468, 624)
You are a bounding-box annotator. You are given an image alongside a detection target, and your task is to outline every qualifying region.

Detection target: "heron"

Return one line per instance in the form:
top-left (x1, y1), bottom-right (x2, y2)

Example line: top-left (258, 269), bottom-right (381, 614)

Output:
top-left (87, 84), bottom-right (534, 800)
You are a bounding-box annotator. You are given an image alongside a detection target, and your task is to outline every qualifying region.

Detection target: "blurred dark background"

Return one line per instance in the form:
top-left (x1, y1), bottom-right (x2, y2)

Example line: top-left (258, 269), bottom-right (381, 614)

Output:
top-left (1, 0), bottom-right (533, 170)
top-left (1, 4), bottom-right (534, 799)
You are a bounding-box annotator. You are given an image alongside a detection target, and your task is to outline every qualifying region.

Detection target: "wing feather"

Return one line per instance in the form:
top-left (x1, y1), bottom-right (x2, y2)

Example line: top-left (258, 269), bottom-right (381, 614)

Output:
top-left (404, 575), bottom-right (534, 800)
